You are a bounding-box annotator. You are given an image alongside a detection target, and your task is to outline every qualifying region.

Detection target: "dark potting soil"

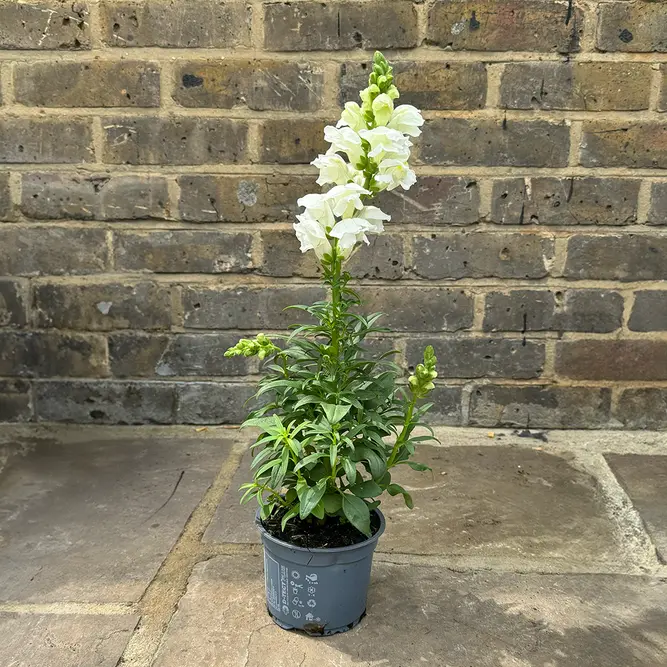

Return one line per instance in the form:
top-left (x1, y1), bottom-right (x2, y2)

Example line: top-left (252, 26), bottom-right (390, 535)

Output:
top-left (261, 508), bottom-right (382, 549)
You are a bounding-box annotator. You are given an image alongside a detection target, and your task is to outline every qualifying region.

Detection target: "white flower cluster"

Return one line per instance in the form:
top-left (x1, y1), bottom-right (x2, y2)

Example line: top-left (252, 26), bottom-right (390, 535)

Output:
top-left (293, 53), bottom-right (423, 261)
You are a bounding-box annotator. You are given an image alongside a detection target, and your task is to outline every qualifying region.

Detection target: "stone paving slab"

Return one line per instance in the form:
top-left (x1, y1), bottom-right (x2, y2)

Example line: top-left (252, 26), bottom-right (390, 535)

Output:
top-left (0, 612), bottom-right (139, 667)
top-left (0, 436), bottom-right (233, 603)
top-left (153, 554), bottom-right (667, 667)
top-left (605, 454), bottom-right (667, 562)
top-left (207, 445), bottom-right (620, 562)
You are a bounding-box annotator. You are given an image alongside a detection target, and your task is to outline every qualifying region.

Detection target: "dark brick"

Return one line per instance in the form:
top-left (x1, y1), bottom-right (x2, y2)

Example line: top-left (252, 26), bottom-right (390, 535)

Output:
top-left (0, 172), bottom-right (11, 220)
top-left (359, 288), bottom-right (473, 333)
top-left (264, 1), bottom-right (419, 51)
top-left (259, 119), bottom-right (327, 164)
top-left (34, 380), bottom-right (174, 424)
top-left (647, 182), bottom-right (667, 225)
top-left (174, 60), bottom-right (323, 111)
top-left (0, 1), bottom-right (91, 50)
top-left (484, 290), bottom-right (623, 334)
top-left (660, 66), bottom-right (667, 112)
top-left (340, 61), bottom-right (486, 110)
top-left (0, 379), bottom-right (32, 422)
top-left (14, 61), bottom-right (160, 107)
top-left (101, 0), bottom-right (251, 48)
top-left (470, 385), bottom-right (612, 429)
top-left (0, 279), bottom-right (27, 327)
top-left (109, 332), bottom-right (255, 377)
top-left (178, 174), bottom-right (312, 223)
top-left (556, 341), bottom-right (667, 381)
top-left (581, 123), bottom-right (667, 168)
top-left (376, 177), bottom-right (480, 226)
top-left (420, 119), bottom-right (569, 167)
top-left (564, 235), bottom-right (667, 282)
top-left (597, 2), bottom-right (667, 53)
top-left (259, 231), bottom-right (404, 280)
top-left (0, 227), bottom-right (108, 276)
top-left (490, 178), bottom-right (639, 226)
top-left (615, 389), bottom-right (667, 429)
top-left (0, 118), bottom-right (93, 163)
top-left (422, 386), bottom-right (463, 426)
top-left (427, 0), bottom-right (582, 53)
top-left (102, 117), bottom-right (248, 165)
top-left (21, 173), bottom-right (170, 220)
top-left (413, 233), bottom-right (553, 279)
top-left (182, 285), bottom-right (325, 330)
top-left (176, 382), bottom-right (256, 424)
top-left (500, 62), bottom-right (651, 111)
top-left (0, 332), bottom-right (107, 378)
top-left (407, 338), bottom-right (545, 379)
top-left (629, 291), bottom-right (667, 331)
top-left (113, 231), bottom-right (253, 273)
top-left (33, 281), bottom-right (171, 331)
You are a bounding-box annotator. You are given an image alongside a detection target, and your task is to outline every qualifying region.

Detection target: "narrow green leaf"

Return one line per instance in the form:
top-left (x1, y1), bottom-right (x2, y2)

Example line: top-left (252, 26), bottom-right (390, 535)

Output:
top-left (387, 483), bottom-right (414, 509)
top-left (343, 458), bottom-right (358, 485)
top-left (350, 480), bottom-right (382, 498)
top-left (330, 443), bottom-right (338, 470)
top-left (403, 461), bottom-right (431, 472)
top-left (342, 494), bottom-right (371, 537)
top-left (281, 506), bottom-right (299, 531)
top-left (299, 481), bottom-right (327, 519)
top-left (322, 403), bottom-right (351, 424)
top-left (293, 452), bottom-right (325, 472)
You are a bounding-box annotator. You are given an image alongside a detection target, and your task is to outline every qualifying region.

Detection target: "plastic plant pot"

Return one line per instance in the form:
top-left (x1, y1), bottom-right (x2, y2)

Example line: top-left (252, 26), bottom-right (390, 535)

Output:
top-left (256, 509), bottom-right (386, 636)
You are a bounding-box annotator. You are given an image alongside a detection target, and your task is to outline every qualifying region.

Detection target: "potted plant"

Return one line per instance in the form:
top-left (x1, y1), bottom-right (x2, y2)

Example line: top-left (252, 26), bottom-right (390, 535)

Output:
top-left (225, 52), bottom-right (438, 635)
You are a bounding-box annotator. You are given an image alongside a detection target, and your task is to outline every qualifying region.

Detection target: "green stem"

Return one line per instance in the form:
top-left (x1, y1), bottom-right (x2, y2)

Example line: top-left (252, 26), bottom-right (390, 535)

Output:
top-left (256, 484), bottom-right (290, 508)
top-left (387, 397), bottom-right (416, 468)
top-left (329, 240), bottom-right (342, 362)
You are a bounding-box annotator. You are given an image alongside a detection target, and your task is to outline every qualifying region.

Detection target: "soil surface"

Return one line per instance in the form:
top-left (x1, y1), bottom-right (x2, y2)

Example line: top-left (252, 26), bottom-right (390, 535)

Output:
top-left (261, 509), bottom-right (382, 549)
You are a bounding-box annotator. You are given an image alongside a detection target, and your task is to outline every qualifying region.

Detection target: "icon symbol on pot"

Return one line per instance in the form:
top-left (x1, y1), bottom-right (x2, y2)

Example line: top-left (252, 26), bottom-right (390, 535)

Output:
top-left (307, 599), bottom-right (316, 608)
top-left (307, 586), bottom-right (316, 595)
top-left (292, 610), bottom-right (301, 619)
top-left (291, 571), bottom-right (300, 579)
top-left (305, 613), bottom-right (314, 621)
top-left (282, 605), bottom-right (289, 615)
top-left (305, 573), bottom-right (318, 583)
top-left (292, 597), bottom-right (304, 607)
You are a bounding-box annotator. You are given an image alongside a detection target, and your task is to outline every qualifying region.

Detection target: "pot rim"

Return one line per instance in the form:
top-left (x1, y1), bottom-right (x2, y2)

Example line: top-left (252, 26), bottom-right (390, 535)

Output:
top-left (255, 508), bottom-right (386, 554)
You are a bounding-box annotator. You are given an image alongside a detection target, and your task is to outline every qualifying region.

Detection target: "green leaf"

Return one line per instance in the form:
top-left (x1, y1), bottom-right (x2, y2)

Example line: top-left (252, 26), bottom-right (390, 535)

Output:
top-left (403, 461), bottom-right (431, 472)
top-left (350, 480), bottom-right (382, 498)
top-left (281, 506), bottom-right (299, 531)
top-left (323, 493), bottom-right (342, 513)
top-left (299, 480), bottom-right (327, 519)
top-left (322, 403), bottom-right (351, 424)
top-left (343, 458), bottom-right (358, 485)
top-left (311, 499), bottom-right (325, 519)
top-left (342, 494), bottom-right (371, 537)
top-left (241, 417), bottom-right (276, 432)
top-left (387, 483), bottom-right (414, 509)
top-left (330, 443), bottom-right (338, 470)
top-left (293, 452), bottom-right (325, 472)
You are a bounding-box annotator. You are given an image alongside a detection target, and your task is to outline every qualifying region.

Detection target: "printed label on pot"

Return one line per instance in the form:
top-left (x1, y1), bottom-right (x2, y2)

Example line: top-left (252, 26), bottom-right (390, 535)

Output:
top-left (264, 553), bottom-right (280, 613)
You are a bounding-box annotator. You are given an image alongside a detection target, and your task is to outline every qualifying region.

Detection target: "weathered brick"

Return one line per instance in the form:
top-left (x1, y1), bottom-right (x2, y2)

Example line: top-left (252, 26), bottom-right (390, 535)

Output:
top-left (0, 227), bottom-right (108, 276)
top-left (422, 386), bottom-right (463, 426)
top-left (407, 338), bottom-right (545, 379)
top-left (102, 117), bottom-right (248, 165)
top-left (581, 123), bottom-right (667, 168)
top-left (264, 1), bottom-right (419, 51)
top-left (109, 333), bottom-right (255, 377)
top-left (259, 231), bottom-right (403, 280)
top-left (597, 2), bottom-right (667, 53)
top-left (33, 281), bottom-right (171, 331)
top-left (359, 288), bottom-right (473, 333)
top-left (0, 332), bottom-right (107, 378)
top-left (564, 235), bottom-right (667, 282)
top-left (259, 119), bottom-right (327, 164)
top-left (470, 385), bottom-right (612, 429)
top-left (0, 279), bottom-right (27, 327)
top-left (0, 1), bottom-right (90, 50)
top-left (178, 174), bottom-right (312, 223)
top-left (500, 62), bottom-right (651, 111)
top-left (340, 61), bottom-right (486, 110)
top-left (615, 389), bottom-right (667, 429)
top-left (182, 285), bottom-right (325, 329)
top-left (174, 60), bottom-right (323, 111)
top-left (420, 119), bottom-right (569, 167)
top-left (0, 379), bottom-right (32, 422)
top-left (21, 173), bottom-right (170, 220)
top-left (34, 380), bottom-right (174, 424)
top-left (556, 341), bottom-right (667, 381)
top-left (14, 61), bottom-right (160, 107)
top-left (660, 66), bottom-right (667, 113)
top-left (647, 182), bottom-right (667, 226)
top-left (413, 233), bottom-right (553, 279)
top-left (427, 0), bottom-right (582, 53)
top-left (376, 177), bottom-right (480, 226)
top-left (0, 172), bottom-right (11, 220)
top-left (113, 231), bottom-right (253, 273)
top-left (175, 382), bottom-right (256, 424)
top-left (484, 290), bottom-right (623, 334)
top-left (0, 118), bottom-right (93, 164)
top-left (101, 0), bottom-right (251, 48)
top-left (629, 291), bottom-right (667, 331)
top-left (490, 178), bottom-right (639, 226)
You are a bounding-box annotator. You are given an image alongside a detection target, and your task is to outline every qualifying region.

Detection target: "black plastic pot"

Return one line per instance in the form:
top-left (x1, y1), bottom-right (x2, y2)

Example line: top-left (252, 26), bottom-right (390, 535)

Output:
top-left (256, 510), bottom-right (385, 635)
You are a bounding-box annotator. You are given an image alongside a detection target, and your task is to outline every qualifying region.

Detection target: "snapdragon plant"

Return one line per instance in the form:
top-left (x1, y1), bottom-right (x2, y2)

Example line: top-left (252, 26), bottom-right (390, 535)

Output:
top-left (226, 52), bottom-right (438, 538)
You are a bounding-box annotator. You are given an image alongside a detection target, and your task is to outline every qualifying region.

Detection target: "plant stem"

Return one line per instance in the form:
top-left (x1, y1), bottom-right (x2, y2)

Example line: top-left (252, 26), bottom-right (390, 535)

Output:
top-left (329, 240), bottom-right (342, 362)
top-left (387, 396), bottom-right (416, 468)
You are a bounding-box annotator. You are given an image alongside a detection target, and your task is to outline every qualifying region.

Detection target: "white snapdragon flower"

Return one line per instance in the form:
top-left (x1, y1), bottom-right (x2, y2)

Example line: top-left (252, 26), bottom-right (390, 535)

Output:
top-left (312, 154), bottom-right (358, 187)
top-left (329, 218), bottom-right (375, 256)
top-left (372, 93), bottom-right (394, 126)
top-left (297, 192), bottom-right (335, 230)
top-left (336, 101), bottom-right (367, 133)
top-left (325, 183), bottom-right (369, 218)
top-left (293, 213), bottom-right (332, 259)
top-left (359, 127), bottom-right (411, 162)
top-left (357, 205), bottom-right (391, 233)
top-left (387, 104), bottom-right (424, 137)
top-left (324, 125), bottom-right (364, 166)
top-left (375, 158), bottom-right (417, 191)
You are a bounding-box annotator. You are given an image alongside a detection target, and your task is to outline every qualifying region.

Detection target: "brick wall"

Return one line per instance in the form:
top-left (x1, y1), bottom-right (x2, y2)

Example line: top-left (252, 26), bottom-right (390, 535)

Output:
top-left (1, 0), bottom-right (667, 429)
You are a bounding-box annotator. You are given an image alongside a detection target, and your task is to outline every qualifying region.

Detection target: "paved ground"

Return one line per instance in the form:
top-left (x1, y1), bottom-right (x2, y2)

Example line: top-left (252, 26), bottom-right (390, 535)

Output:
top-left (1, 424), bottom-right (666, 667)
